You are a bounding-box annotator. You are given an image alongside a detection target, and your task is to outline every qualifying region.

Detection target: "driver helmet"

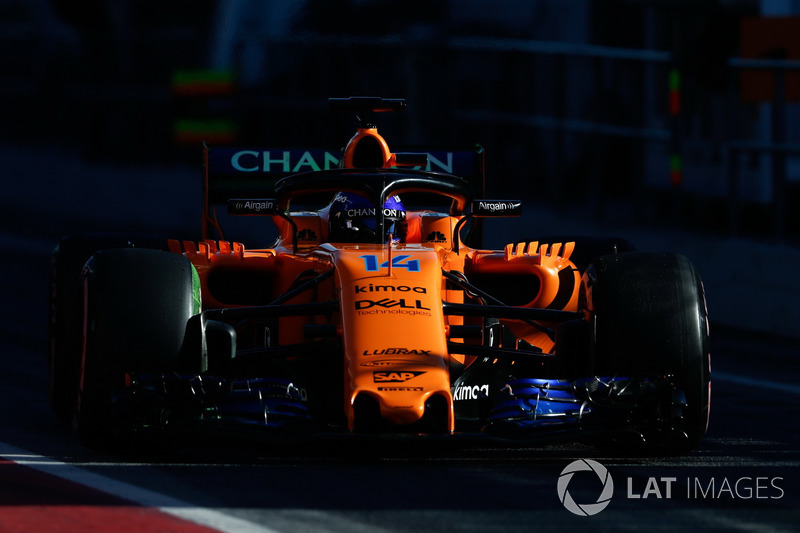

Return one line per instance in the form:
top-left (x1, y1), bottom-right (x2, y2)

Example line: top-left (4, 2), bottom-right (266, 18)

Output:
top-left (328, 192), bottom-right (407, 243)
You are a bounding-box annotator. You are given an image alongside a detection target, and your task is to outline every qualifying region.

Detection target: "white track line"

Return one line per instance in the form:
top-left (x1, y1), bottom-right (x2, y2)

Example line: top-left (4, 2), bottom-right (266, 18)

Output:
top-left (0, 441), bottom-right (283, 533)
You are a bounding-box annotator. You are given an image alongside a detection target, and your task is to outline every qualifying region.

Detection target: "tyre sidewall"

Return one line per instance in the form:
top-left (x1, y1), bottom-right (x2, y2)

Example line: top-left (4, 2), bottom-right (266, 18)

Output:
top-left (585, 252), bottom-right (710, 449)
top-left (75, 248), bottom-right (198, 449)
top-left (49, 234), bottom-right (169, 420)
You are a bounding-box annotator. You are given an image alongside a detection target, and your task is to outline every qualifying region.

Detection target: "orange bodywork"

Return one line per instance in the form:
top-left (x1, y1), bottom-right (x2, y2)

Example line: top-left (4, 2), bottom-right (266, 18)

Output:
top-left (182, 115), bottom-right (581, 433)
top-left (168, 226), bottom-right (579, 433)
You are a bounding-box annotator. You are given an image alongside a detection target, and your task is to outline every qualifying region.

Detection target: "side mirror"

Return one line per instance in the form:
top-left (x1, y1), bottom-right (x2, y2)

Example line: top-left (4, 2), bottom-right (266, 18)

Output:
top-left (227, 198), bottom-right (298, 252)
top-left (453, 200), bottom-right (523, 254)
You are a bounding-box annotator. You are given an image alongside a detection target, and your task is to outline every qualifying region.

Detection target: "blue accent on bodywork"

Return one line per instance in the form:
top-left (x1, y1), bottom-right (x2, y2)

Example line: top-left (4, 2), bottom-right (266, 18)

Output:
top-left (487, 378), bottom-right (590, 428)
top-left (131, 374), bottom-right (316, 429)
top-left (485, 376), bottom-right (670, 431)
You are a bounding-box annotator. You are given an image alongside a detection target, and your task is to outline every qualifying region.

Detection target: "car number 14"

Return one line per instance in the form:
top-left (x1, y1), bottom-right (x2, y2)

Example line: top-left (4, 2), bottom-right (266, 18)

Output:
top-left (360, 254), bottom-right (420, 272)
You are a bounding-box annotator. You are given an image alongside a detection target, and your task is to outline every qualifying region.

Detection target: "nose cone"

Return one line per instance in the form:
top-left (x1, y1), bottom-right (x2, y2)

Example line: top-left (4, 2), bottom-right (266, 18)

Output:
top-left (352, 390), bottom-right (453, 433)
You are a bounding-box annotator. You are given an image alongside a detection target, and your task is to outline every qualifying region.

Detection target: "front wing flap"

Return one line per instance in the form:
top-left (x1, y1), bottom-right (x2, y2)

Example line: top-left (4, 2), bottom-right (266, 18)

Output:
top-left (480, 375), bottom-right (692, 449)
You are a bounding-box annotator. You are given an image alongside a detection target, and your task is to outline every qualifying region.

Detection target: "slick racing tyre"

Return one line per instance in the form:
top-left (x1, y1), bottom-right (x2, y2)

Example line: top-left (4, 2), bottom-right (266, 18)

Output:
top-left (74, 248), bottom-right (199, 450)
top-left (49, 234), bottom-right (169, 421)
top-left (586, 252), bottom-right (710, 453)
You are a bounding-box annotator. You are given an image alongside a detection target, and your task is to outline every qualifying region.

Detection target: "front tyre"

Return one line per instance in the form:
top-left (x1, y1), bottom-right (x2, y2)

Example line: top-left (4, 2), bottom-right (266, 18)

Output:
top-left (49, 234), bottom-right (169, 421)
top-left (586, 252), bottom-right (710, 453)
top-left (75, 248), bottom-right (200, 450)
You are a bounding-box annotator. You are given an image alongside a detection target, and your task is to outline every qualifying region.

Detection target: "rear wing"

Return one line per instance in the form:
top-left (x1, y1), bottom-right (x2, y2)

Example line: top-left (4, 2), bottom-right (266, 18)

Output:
top-left (202, 143), bottom-right (485, 240)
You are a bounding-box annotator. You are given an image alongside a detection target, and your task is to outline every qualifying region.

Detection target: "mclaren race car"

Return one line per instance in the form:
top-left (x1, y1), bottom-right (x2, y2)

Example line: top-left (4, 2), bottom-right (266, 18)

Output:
top-left (49, 97), bottom-right (710, 454)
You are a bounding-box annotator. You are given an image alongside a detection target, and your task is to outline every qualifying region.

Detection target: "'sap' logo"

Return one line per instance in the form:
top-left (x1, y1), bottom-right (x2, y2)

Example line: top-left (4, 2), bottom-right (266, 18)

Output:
top-left (373, 371), bottom-right (425, 382)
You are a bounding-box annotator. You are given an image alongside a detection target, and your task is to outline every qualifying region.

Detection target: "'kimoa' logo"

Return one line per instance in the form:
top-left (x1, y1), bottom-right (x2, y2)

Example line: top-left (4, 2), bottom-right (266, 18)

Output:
top-left (557, 459), bottom-right (614, 516)
top-left (355, 284), bottom-right (427, 294)
top-left (453, 383), bottom-right (489, 401)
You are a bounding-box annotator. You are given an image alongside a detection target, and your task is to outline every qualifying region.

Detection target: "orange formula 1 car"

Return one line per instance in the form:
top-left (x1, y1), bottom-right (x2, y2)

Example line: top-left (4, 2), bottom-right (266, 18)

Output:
top-left (49, 98), bottom-right (710, 454)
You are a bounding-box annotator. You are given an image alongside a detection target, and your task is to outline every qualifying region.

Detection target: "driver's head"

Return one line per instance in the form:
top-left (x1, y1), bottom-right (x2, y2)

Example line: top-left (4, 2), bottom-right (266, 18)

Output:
top-left (328, 192), bottom-right (407, 243)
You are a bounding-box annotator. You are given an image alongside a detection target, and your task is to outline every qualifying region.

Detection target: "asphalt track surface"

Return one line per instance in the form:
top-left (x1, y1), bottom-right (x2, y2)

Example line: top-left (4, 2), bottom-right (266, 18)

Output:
top-left (2, 145), bottom-right (800, 532)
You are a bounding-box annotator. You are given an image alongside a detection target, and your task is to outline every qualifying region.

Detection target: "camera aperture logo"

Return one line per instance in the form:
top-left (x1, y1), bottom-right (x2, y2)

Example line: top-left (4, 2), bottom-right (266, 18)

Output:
top-left (557, 459), bottom-right (614, 516)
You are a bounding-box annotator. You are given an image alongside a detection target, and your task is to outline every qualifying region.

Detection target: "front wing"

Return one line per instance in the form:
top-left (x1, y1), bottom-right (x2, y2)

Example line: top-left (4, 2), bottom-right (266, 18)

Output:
top-left (108, 292), bottom-right (692, 449)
